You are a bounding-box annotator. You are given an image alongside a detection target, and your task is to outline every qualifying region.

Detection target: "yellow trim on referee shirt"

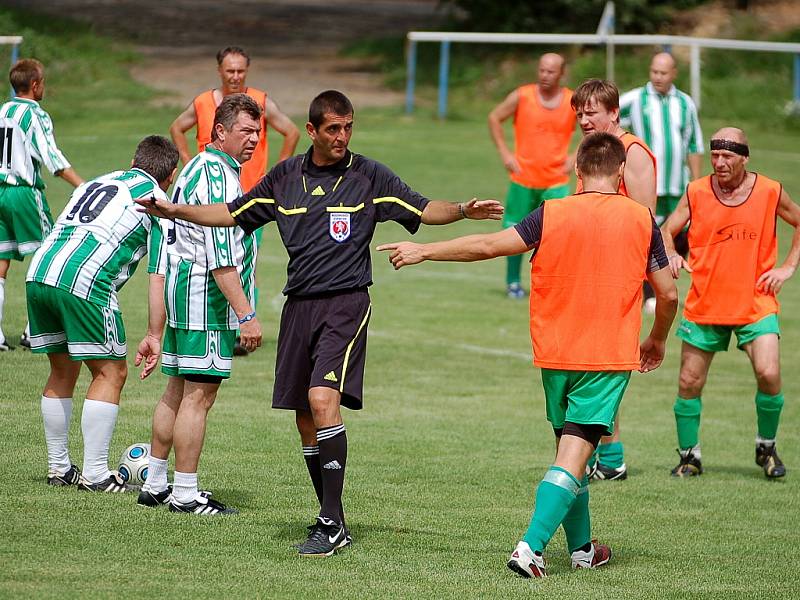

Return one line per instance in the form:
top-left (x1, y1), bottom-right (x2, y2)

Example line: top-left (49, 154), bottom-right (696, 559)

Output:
top-left (340, 303), bottom-right (372, 394)
top-left (326, 203), bottom-right (364, 213)
top-left (277, 206), bottom-right (308, 215)
top-left (373, 196), bottom-right (423, 216)
top-left (229, 197), bottom-right (275, 218)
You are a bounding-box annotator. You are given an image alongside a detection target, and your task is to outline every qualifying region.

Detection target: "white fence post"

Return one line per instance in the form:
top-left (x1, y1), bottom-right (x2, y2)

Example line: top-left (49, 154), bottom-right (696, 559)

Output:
top-left (690, 44), bottom-right (701, 111)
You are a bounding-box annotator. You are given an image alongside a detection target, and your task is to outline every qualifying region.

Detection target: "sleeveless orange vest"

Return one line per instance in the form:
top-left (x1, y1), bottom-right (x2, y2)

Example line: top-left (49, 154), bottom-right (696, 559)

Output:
top-left (194, 88), bottom-right (268, 193)
top-left (531, 192), bottom-right (653, 370)
top-left (684, 174), bottom-right (781, 325)
top-left (512, 84), bottom-right (576, 189)
top-left (576, 132), bottom-right (656, 201)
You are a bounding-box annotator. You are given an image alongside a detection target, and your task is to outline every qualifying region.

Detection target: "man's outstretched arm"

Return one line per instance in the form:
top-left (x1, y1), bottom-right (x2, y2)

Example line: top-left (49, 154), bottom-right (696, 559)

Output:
top-left (377, 227), bottom-right (529, 269)
top-left (420, 198), bottom-right (503, 225)
top-left (136, 197), bottom-right (236, 227)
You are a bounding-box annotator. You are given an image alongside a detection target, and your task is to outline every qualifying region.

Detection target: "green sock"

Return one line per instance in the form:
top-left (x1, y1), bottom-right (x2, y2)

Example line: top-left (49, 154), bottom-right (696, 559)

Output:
top-left (674, 396), bottom-right (702, 449)
top-left (562, 475), bottom-right (591, 553)
top-left (597, 441), bottom-right (624, 468)
top-left (755, 391), bottom-right (784, 440)
top-left (506, 254), bottom-right (522, 286)
top-left (522, 466), bottom-right (579, 553)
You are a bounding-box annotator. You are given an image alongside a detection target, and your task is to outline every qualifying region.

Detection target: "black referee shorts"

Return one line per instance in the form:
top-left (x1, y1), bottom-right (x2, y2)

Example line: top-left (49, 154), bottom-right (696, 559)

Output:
top-left (272, 289), bottom-right (371, 411)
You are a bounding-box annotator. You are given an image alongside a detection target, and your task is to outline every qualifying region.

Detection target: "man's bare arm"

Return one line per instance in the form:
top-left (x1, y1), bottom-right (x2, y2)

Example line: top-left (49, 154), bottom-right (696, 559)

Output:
top-left (421, 199), bottom-right (503, 225)
top-left (488, 90), bottom-right (521, 174)
top-left (264, 97), bottom-right (300, 163)
top-left (56, 167), bottom-right (83, 188)
top-left (211, 266), bottom-right (261, 353)
top-left (640, 266), bottom-right (679, 373)
top-left (660, 193), bottom-right (692, 278)
top-left (135, 197), bottom-right (236, 227)
top-left (756, 188), bottom-right (800, 295)
top-left (688, 153), bottom-right (703, 181)
top-left (169, 102), bottom-right (199, 166)
top-left (623, 144), bottom-right (657, 213)
top-left (135, 273), bottom-right (166, 380)
top-left (377, 227), bottom-right (530, 269)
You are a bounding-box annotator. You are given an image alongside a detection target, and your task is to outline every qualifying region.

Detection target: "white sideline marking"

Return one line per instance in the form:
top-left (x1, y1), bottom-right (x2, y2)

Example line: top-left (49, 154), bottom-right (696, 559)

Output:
top-left (369, 329), bottom-right (531, 362)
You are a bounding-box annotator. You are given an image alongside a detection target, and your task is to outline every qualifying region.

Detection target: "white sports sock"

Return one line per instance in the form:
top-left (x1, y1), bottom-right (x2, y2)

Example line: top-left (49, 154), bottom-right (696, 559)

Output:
top-left (756, 435), bottom-right (776, 446)
top-left (172, 470), bottom-right (199, 504)
top-left (81, 399), bottom-right (119, 483)
top-left (680, 444), bottom-right (701, 459)
top-left (40, 396), bottom-right (73, 474)
top-left (0, 277), bottom-right (6, 345)
top-left (144, 456), bottom-right (169, 492)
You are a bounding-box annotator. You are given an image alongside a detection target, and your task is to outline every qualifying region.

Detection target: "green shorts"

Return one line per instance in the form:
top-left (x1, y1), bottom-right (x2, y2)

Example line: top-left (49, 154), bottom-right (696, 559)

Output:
top-left (502, 181), bottom-right (570, 228)
top-left (676, 314), bottom-right (780, 352)
top-left (161, 325), bottom-right (236, 379)
top-left (541, 369), bottom-right (632, 435)
top-left (0, 184), bottom-right (53, 260)
top-left (26, 281), bottom-right (127, 360)
top-left (655, 194), bottom-right (682, 226)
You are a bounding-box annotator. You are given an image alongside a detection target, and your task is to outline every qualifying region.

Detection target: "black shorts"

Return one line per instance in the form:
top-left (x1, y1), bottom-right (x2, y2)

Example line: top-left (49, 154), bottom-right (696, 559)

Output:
top-left (272, 289), bottom-right (371, 411)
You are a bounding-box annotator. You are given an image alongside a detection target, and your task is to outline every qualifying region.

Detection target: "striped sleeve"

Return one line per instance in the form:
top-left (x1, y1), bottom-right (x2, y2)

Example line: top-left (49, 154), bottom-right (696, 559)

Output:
top-left (684, 95), bottom-right (704, 155)
top-left (31, 108), bottom-right (71, 174)
top-left (147, 217), bottom-right (168, 275)
top-left (618, 88), bottom-right (637, 130)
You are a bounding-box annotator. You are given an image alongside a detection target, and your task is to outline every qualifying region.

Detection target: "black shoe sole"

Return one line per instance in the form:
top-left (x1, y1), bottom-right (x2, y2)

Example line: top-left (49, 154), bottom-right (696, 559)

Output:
top-left (507, 560), bottom-right (533, 578)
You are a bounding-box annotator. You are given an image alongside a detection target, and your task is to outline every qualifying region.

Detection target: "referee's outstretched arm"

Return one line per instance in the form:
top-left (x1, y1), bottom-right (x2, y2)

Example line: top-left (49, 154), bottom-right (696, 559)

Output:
top-left (420, 198), bottom-right (503, 224)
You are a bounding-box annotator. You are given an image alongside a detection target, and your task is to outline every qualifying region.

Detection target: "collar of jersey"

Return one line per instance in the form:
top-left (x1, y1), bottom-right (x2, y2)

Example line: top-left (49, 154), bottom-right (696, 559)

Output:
top-left (645, 82), bottom-right (677, 98)
top-left (203, 145), bottom-right (241, 172)
top-left (129, 167), bottom-right (160, 187)
top-left (302, 146), bottom-right (353, 177)
top-left (12, 97), bottom-right (40, 107)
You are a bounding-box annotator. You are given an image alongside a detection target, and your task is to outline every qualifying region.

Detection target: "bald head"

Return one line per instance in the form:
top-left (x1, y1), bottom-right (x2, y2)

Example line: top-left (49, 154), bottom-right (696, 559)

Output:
top-left (711, 127), bottom-right (748, 146)
top-left (649, 52), bottom-right (677, 95)
top-left (537, 53), bottom-right (565, 93)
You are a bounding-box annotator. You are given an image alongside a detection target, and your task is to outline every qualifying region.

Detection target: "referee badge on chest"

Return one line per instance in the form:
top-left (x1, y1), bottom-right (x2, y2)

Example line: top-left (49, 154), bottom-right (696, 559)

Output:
top-left (329, 213), bottom-right (350, 243)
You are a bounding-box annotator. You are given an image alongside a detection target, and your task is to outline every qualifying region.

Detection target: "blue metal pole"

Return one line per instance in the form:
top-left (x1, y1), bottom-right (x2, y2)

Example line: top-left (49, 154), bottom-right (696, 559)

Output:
top-left (437, 40), bottom-right (450, 119)
top-left (10, 43), bottom-right (19, 99)
top-left (662, 44), bottom-right (672, 53)
top-left (405, 40), bottom-right (417, 114)
top-left (794, 54), bottom-right (800, 103)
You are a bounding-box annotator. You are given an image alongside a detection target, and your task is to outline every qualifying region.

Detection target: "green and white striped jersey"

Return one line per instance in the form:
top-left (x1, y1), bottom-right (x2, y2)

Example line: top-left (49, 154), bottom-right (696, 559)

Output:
top-left (26, 168), bottom-right (168, 311)
top-left (619, 83), bottom-right (704, 197)
top-left (0, 97), bottom-right (71, 189)
top-left (164, 147), bottom-right (256, 331)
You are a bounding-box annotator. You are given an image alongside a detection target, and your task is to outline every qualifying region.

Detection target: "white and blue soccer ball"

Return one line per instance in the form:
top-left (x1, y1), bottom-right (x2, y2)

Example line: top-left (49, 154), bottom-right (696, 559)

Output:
top-left (118, 443), bottom-right (151, 486)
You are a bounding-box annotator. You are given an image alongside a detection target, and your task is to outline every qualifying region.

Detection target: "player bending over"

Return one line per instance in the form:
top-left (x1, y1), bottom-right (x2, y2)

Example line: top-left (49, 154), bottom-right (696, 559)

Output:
top-left (27, 136), bottom-right (177, 491)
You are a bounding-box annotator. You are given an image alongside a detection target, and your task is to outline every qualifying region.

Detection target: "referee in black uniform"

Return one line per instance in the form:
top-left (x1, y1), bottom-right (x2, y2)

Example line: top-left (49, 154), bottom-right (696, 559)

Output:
top-left (138, 90), bottom-right (502, 556)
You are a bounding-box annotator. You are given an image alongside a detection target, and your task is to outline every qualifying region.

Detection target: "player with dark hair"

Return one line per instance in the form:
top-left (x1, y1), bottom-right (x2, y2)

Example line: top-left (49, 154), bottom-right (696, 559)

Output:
top-left (26, 135), bottom-right (178, 491)
top-left (137, 89), bottom-right (503, 551)
top-left (138, 94), bottom-right (263, 515)
top-left (0, 58), bottom-right (84, 351)
top-left (662, 127), bottom-right (800, 479)
top-left (377, 131), bottom-right (677, 577)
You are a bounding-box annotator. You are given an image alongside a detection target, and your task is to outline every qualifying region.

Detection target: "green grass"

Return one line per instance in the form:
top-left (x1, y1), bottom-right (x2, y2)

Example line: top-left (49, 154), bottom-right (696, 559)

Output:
top-left (2, 8), bottom-right (800, 599)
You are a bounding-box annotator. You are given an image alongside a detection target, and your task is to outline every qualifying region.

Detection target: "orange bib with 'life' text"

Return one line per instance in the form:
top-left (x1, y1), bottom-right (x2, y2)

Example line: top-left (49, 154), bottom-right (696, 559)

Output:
top-left (194, 88), bottom-right (268, 193)
top-left (512, 84), bottom-right (576, 189)
top-left (530, 192), bottom-right (653, 371)
top-left (684, 174), bottom-right (781, 325)
top-left (575, 132), bottom-right (656, 202)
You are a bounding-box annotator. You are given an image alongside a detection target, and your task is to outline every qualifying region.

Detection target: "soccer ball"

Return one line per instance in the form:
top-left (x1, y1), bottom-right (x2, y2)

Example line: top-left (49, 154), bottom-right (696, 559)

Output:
top-left (118, 443), bottom-right (151, 486)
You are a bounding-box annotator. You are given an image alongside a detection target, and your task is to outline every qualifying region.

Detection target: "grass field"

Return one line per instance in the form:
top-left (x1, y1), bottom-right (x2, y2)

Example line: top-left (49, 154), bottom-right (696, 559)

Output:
top-left (2, 9), bottom-right (800, 599)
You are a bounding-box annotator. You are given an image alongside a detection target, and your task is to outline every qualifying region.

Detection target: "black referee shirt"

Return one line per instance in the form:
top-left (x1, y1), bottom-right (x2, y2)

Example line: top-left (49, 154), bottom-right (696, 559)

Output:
top-left (227, 147), bottom-right (430, 296)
